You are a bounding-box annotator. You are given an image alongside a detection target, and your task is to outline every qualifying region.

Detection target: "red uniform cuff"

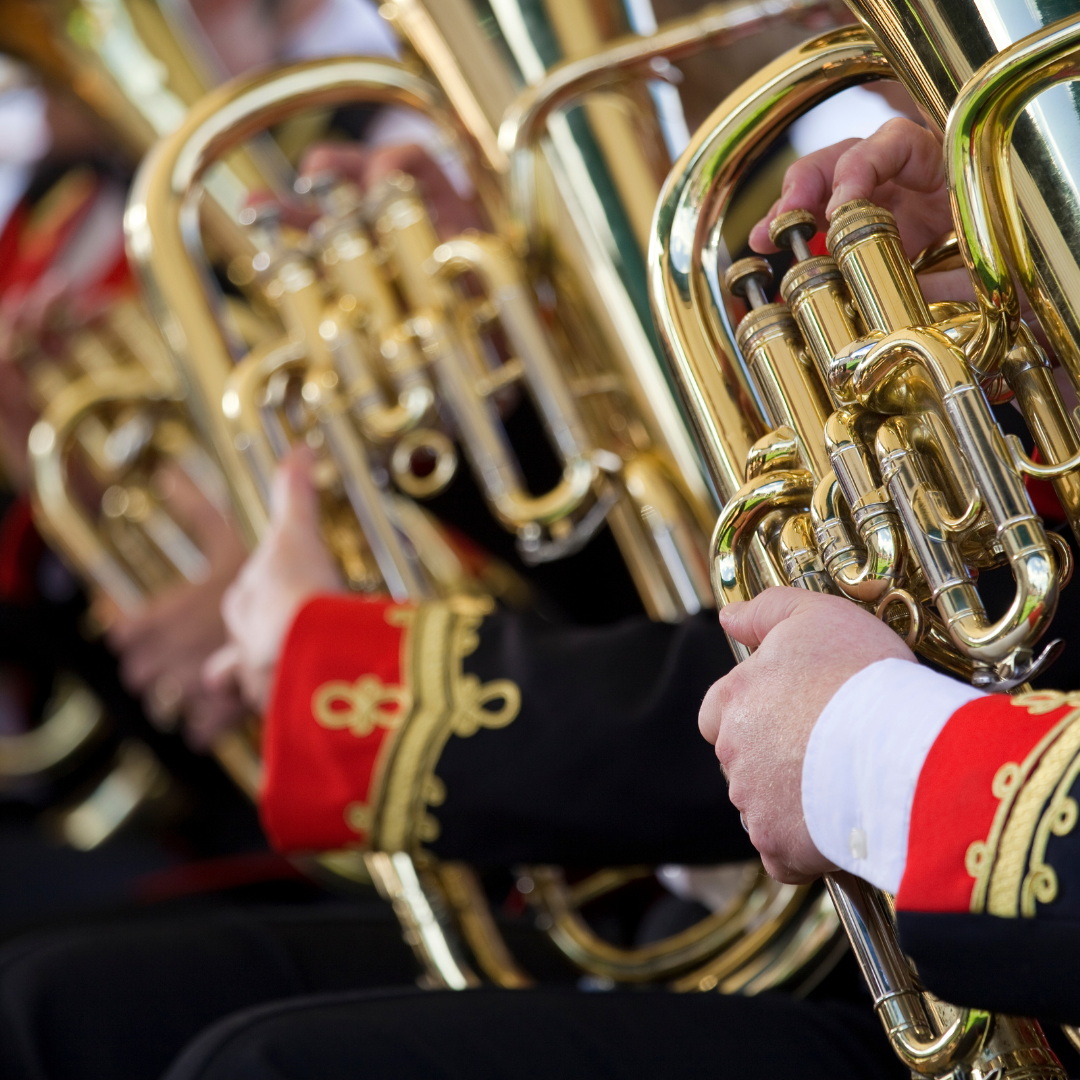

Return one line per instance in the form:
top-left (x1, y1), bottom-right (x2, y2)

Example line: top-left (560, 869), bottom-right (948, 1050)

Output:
top-left (898, 691), bottom-right (1080, 917)
top-left (260, 593), bottom-right (518, 856)
top-left (261, 594), bottom-right (414, 852)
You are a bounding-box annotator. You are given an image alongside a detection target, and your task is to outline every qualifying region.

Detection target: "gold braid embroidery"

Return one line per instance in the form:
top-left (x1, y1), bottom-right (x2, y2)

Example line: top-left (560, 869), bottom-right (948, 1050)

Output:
top-left (312, 598), bottom-right (520, 850)
top-left (965, 692), bottom-right (1080, 916)
top-left (312, 676), bottom-right (412, 738)
top-left (374, 596), bottom-right (519, 850)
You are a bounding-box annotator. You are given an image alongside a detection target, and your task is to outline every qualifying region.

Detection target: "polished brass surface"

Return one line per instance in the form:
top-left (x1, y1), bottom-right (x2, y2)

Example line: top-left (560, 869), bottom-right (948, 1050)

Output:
top-left (0, 677), bottom-right (106, 780)
top-left (531, 862), bottom-right (825, 984)
top-left (123, 0), bottom-right (851, 992)
top-left (650, 27), bottom-right (892, 505)
top-left (0, 0), bottom-right (280, 812)
top-left (843, 0), bottom-right (1080, 397)
top-left (650, 14), bottom-right (1078, 1077)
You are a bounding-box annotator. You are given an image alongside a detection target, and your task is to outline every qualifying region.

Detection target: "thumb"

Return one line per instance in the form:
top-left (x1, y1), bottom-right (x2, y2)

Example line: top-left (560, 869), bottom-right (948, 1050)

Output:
top-left (718, 586), bottom-right (824, 651)
top-left (270, 446), bottom-right (319, 530)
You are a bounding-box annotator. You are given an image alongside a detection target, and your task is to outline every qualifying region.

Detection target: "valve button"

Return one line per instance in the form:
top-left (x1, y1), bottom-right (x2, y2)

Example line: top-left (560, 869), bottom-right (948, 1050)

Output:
top-left (724, 257), bottom-right (773, 310)
top-left (769, 209), bottom-right (817, 262)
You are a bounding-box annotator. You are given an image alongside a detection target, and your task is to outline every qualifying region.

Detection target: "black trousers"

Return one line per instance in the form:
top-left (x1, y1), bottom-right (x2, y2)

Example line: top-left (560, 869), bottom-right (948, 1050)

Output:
top-left (0, 905), bottom-right (418, 1080)
top-left (160, 986), bottom-right (908, 1080)
top-left (0, 902), bottom-right (912, 1080)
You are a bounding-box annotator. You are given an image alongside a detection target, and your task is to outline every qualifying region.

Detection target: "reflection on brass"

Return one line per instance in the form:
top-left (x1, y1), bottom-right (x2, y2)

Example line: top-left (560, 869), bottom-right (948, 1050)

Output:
top-left (0, 676), bottom-right (106, 779)
top-left (532, 863), bottom-right (839, 988)
top-left (0, 0), bottom-right (266, 816)
top-left (124, 0), bottom-right (847, 993)
top-left (651, 14), bottom-right (1080, 1077)
top-left (52, 739), bottom-right (170, 851)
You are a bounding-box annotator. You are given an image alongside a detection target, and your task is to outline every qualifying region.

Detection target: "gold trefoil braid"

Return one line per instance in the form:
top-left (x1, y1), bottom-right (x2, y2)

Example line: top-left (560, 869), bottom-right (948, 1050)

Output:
top-left (312, 676), bottom-right (412, 738)
top-left (321, 596), bottom-right (520, 851)
top-left (965, 693), bottom-right (1080, 916)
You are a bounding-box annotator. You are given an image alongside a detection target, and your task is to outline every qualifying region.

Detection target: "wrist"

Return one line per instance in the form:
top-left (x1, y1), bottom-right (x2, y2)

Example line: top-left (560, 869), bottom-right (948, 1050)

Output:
top-left (801, 659), bottom-right (984, 893)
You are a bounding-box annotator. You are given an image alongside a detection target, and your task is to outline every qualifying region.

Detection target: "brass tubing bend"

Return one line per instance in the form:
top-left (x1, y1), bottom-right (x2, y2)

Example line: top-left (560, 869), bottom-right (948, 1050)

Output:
top-left (649, 27), bottom-right (890, 504)
top-left (825, 875), bottom-right (992, 1074)
top-left (710, 467), bottom-right (813, 607)
top-left (945, 15), bottom-right (1080, 377)
top-left (811, 473), bottom-right (903, 604)
top-left (813, 409), bottom-right (904, 603)
top-left (857, 327), bottom-right (1058, 665)
top-left (498, 0), bottom-right (829, 245)
top-left (30, 369), bottom-right (174, 615)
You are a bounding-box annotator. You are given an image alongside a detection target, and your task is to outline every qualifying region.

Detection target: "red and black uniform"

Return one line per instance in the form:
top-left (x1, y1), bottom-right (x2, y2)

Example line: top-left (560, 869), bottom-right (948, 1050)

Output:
top-left (261, 592), bottom-right (751, 867)
top-left (896, 688), bottom-right (1080, 1024)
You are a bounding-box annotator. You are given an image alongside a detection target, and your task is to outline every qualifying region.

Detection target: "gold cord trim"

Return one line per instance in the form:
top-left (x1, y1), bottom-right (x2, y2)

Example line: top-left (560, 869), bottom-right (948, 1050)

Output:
top-left (966, 692), bottom-right (1080, 916)
top-left (311, 597), bottom-right (520, 851)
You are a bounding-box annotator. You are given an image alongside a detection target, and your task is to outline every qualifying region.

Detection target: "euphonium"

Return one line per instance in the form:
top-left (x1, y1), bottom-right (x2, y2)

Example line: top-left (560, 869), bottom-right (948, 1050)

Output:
top-left (124, 0), bottom-right (849, 990)
top-left (651, 8), bottom-right (1080, 1077)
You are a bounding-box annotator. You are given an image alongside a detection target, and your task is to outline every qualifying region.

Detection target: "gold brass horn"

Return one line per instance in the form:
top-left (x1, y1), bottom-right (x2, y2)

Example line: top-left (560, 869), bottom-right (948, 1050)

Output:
top-left (25, 298), bottom-right (264, 800)
top-left (124, 0), bottom-right (850, 992)
top-left (651, 14), bottom-right (1080, 1078)
top-left (0, 0), bottom-right (273, 807)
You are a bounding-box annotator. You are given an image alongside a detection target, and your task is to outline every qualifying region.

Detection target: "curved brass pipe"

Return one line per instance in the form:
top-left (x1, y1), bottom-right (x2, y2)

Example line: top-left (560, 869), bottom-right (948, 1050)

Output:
top-left (943, 18), bottom-right (1080, 545)
top-left (709, 467), bottom-right (814, 612)
top-left (649, 27), bottom-right (891, 504)
top-left (945, 14), bottom-right (1080, 378)
top-left (126, 58), bottom-right (468, 545)
top-left (497, 0), bottom-right (830, 246)
top-left (222, 337), bottom-right (429, 602)
top-left (430, 233), bottom-right (597, 532)
top-left (856, 327), bottom-right (1057, 669)
top-left (532, 863), bottom-right (801, 983)
top-left (825, 874), bottom-right (993, 1076)
top-left (811, 476), bottom-right (903, 605)
top-left (814, 408), bottom-right (905, 604)
top-left (29, 368), bottom-right (180, 615)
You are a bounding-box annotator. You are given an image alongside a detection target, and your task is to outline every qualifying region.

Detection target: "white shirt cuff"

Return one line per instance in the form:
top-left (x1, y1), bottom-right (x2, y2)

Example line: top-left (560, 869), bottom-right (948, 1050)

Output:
top-left (801, 658), bottom-right (985, 893)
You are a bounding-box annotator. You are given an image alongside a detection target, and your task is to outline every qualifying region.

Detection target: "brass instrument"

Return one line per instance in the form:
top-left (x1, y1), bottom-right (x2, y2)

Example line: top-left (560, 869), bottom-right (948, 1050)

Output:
top-left (123, 0), bottom-right (849, 990)
top-left (0, 0), bottom-right (268, 818)
top-left (26, 297), bottom-right (264, 801)
top-left (651, 10), bottom-right (1080, 1076)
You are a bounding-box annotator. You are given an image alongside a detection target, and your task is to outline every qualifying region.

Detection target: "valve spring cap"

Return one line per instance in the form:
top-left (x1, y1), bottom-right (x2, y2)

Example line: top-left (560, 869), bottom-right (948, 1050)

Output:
top-left (768, 209), bottom-right (817, 253)
top-left (724, 257), bottom-right (773, 302)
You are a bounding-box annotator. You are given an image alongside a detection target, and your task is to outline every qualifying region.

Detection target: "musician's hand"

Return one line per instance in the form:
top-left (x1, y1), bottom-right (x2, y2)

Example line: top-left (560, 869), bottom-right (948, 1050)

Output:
top-left (204, 447), bottom-right (345, 714)
top-left (301, 142), bottom-right (483, 238)
top-left (699, 587), bottom-right (915, 883)
top-left (750, 118), bottom-right (974, 306)
top-left (105, 464), bottom-right (249, 750)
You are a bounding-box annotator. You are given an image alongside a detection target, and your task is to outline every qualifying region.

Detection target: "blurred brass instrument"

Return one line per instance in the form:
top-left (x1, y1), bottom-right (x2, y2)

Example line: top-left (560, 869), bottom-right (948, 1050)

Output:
top-left (121, 0), bottom-right (849, 990)
top-left (0, 0), bottom-right (267, 821)
top-left (652, 9), bottom-right (1080, 1077)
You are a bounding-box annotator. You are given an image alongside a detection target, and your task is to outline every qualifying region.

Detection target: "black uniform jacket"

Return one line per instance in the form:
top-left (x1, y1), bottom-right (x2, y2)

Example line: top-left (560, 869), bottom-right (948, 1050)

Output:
top-left (261, 594), bottom-right (752, 869)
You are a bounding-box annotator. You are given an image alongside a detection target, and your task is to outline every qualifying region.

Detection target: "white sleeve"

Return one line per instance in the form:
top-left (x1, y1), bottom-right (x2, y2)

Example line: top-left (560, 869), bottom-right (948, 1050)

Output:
top-left (801, 658), bottom-right (985, 894)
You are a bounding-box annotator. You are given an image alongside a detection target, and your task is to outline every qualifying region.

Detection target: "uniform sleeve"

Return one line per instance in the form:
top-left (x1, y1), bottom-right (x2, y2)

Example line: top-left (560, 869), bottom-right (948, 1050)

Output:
top-left (803, 660), bottom-right (1080, 1023)
top-left (260, 594), bottom-right (750, 867)
top-left (894, 687), bottom-right (1080, 1023)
